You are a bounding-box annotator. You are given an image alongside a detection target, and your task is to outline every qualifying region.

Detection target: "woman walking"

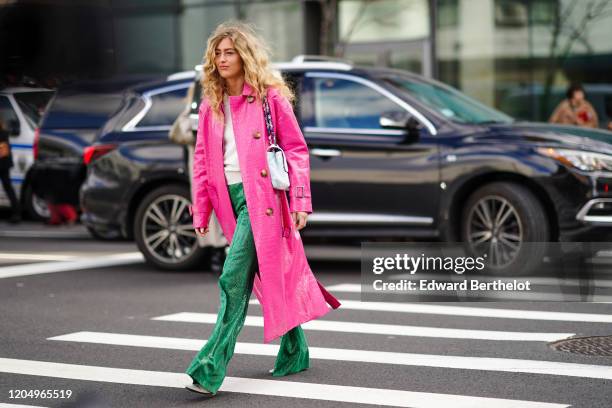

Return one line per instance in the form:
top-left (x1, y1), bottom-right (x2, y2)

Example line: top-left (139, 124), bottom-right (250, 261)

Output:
top-left (185, 21), bottom-right (341, 396)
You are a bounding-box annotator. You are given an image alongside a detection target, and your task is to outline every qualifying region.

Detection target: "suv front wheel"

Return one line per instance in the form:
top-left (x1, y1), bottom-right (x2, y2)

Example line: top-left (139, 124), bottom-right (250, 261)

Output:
top-left (461, 182), bottom-right (549, 275)
top-left (134, 184), bottom-right (208, 270)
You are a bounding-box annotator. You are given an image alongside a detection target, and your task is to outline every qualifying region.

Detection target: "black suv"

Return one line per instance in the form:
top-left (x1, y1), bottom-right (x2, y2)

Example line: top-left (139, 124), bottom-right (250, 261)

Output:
top-left (81, 57), bottom-right (612, 272)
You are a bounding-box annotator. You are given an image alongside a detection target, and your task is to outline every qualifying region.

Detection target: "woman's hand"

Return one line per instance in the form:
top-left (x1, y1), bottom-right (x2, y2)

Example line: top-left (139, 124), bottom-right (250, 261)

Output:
top-left (291, 211), bottom-right (308, 230)
top-left (195, 227), bottom-right (209, 237)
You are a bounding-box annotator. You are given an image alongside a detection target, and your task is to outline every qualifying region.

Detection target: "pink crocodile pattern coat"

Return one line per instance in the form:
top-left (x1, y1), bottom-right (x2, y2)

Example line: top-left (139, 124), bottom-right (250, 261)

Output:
top-left (190, 82), bottom-right (341, 343)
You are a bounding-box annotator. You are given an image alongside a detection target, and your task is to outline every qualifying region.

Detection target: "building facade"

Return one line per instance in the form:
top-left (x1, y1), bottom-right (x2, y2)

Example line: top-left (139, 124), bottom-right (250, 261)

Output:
top-left (2, 0), bottom-right (611, 123)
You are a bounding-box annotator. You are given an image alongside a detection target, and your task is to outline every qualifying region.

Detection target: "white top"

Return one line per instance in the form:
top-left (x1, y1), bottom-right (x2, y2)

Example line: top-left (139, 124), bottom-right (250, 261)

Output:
top-left (223, 94), bottom-right (242, 185)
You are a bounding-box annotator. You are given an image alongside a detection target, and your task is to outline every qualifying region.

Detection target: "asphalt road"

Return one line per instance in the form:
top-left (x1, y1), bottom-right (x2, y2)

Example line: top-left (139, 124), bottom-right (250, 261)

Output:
top-left (0, 220), bottom-right (611, 408)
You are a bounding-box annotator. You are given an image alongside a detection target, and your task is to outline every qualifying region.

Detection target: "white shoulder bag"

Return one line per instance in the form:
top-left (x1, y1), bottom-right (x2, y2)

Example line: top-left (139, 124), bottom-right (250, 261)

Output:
top-left (262, 94), bottom-right (290, 190)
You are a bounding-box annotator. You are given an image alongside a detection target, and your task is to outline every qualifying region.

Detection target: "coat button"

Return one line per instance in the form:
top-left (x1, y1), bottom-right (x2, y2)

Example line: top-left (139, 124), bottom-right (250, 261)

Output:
top-left (247, 95), bottom-right (255, 103)
top-left (253, 131), bottom-right (261, 139)
top-left (266, 208), bottom-right (273, 216)
top-left (260, 169), bottom-right (268, 177)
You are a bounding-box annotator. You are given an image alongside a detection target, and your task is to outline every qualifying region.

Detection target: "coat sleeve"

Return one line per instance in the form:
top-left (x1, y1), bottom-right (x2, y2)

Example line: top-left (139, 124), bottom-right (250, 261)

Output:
top-left (190, 103), bottom-right (213, 228)
top-left (270, 88), bottom-right (313, 214)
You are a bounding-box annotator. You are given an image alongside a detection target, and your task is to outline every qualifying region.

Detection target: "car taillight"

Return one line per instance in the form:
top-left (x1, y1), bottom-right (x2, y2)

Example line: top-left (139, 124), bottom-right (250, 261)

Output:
top-left (83, 144), bottom-right (117, 165)
top-left (33, 128), bottom-right (40, 160)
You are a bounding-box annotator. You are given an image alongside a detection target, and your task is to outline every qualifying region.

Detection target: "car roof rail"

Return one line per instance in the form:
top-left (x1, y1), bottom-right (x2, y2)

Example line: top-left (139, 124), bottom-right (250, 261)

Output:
top-left (166, 70), bottom-right (196, 81)
top-left (292, 54), bottom-right (353, 65)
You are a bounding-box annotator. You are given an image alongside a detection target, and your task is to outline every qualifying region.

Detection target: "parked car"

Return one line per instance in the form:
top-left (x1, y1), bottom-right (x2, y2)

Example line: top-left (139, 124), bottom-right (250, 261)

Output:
top-left (80, 74), bottom-right (200, 268)
top-left (81, 56), bottom-right (612, 274)
top-left (31, 75), bottom-right (163, 229)
top-left (0, 87), bottom-right (54, 219)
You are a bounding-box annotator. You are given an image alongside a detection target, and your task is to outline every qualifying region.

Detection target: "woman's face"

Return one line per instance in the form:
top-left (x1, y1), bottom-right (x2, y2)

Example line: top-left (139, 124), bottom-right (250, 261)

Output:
top-left (214, 37), bottom-right (243, 81)
top-left (572, 89), bottom-right (585, 102)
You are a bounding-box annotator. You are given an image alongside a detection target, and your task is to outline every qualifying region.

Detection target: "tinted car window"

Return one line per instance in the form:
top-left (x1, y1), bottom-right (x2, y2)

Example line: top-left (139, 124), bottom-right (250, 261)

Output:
top-left (0, 96), bottom-right (18, 127)
top-left (44, 93), bottom-right (127, 129)
top-left (382, 74), bottom-right (513, 124)
top-left (13, 91), bottom-right (54, 126)
top-left (137, 87), bottom-right (188, 128)
top-left (304, 77), bottom-right (403, 129)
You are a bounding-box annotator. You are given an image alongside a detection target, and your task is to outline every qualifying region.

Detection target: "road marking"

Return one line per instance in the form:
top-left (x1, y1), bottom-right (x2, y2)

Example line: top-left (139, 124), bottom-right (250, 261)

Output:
top-left (0, 404), bottom-right (48, 408)
top-left (0, 358), bottom-right (569, 408)
top-left (0, 253), bottom-right (77, 261)
top-left (0, 252), bottom-right (144, 279)
top-left (251, 295), bottom-right (612, 324)
top-left (323, 283), bottom-right (612, 301)
top-left (152, 312), bottom-right (573, 341)
top-left (389, 274), bottom-right (612, 289)
top-left (49, 331), bottom-right (612, 381)
top-left (0, 230), bottom-right (90, 239)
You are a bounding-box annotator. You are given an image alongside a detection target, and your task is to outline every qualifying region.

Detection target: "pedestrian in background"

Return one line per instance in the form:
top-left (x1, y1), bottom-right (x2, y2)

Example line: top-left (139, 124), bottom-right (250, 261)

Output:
top-left (549, 83), bottom-right (599, 128)
top-left (184, 21), bottom-right (340, 396)
top-left (0, 118), bottom-right (21, 223)
top-left (605, 99), bottom-right (612, 131)
top-left (169, 81), bottom-right (228, 275)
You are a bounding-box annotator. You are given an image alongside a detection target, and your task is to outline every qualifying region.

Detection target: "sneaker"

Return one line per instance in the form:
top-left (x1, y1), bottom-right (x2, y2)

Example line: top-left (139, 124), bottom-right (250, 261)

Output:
top-left (185, 382), bottom-right (212, 395)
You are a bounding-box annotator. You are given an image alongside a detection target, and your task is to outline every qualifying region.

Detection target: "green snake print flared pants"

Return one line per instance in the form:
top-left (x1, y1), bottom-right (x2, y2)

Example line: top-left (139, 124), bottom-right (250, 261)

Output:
top-left (186, 182), bottom-right (309, 395)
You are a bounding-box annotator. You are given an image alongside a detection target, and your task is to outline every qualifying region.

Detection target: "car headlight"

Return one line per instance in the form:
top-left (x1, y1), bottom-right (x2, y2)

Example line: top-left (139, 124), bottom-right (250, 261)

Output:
top-left (536, 147), bottom-right (612, 172)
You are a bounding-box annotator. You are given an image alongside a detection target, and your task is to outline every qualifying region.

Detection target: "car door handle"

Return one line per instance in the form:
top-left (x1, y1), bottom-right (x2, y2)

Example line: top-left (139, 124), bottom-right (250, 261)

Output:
top-left (311, 148), bottom-right (341, 158)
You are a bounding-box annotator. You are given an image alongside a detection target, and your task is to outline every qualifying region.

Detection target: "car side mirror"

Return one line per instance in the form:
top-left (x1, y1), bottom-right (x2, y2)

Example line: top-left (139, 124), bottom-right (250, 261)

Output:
top-left (380, 111), bottom-right (410, 129)
top-left (8, 119), bottom-right (20, 136)
top-left (380, 112), bottom-right (422, 143)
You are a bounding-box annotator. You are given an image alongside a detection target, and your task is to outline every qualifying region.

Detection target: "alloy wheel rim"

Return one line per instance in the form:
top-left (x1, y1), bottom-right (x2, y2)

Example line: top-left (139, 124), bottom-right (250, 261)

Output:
top-left (467, 195), bottom-right (523, 269)
top-left (33, 193), bottom-right (50, 218)
top-left (142, 194), bottom-right (197, 264)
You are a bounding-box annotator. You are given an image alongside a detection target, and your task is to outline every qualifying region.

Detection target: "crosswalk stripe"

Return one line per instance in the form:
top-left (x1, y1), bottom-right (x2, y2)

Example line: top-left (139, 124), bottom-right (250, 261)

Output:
top-left (0, 253), bottom-right (76, 261)
top-left (0, 358), bottom-right (569, 408)
top-left (0, 252), bottom-right (143, 279)
top-left (323, 283), bottom-right (612, 301)
top-left (256, 294), bottom-right (612, 323)
top-left (48, 331), bottom-right (612, 381)
top-left (152, 312), bottom-right (573, 341)
top-left (0, 404), bottom-right (48, 408)
top-left (389, 274), bottom-right (612, 289)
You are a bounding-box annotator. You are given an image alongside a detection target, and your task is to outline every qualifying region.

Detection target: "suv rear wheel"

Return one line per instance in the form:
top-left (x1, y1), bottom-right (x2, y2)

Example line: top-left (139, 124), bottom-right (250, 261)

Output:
top-left (22, 181), bottom-right (49, 220)
top-left (461, 182), bottom-right (549, 275)
top-left (134, 184), bottom-right (208, 270)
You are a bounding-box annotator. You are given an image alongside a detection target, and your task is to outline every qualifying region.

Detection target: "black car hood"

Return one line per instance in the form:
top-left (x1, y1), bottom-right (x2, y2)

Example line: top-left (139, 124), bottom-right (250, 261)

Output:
top-left (483, 122), bottom-right (612, 155)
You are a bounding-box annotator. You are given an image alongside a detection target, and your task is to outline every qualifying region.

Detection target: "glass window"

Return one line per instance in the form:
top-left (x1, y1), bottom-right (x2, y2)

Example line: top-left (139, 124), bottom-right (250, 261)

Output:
top-left (0, 96), bottom-right (19, 129)
top-left (305, 77), bottom-right (404, 129)
top-left (339, 0), bottom-right (429, 43)
top-left (436, 0), bottom-right (612, 127)
top-left (494, 0), bottom-right (528, 27)
top-left (14, 91), bottom-right (54, 127)
top-left (137, 87), bottom-right (189, 128)
top-left (438, 0), bottom-right (459, 28)
top-left (382, 74), bottom-right (514, 124)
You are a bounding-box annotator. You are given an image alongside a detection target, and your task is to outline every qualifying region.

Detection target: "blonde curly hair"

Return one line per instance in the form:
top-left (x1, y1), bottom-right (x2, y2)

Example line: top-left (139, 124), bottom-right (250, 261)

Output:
top-left (201, 21), bottom-right (294, 120)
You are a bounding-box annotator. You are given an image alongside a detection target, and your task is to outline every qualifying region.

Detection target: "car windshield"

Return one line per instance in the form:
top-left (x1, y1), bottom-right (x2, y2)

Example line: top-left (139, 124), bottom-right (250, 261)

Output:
top-left (381, 75), bottom-right (514, 125)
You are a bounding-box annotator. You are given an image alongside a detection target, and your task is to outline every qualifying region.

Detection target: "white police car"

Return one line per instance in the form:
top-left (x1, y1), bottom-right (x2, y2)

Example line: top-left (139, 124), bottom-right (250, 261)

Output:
top-left (0, 87), bottom-right (54, 219)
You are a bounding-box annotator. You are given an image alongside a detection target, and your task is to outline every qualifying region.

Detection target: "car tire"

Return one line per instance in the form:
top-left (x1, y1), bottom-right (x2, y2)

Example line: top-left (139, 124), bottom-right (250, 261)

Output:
top-left (22, 181), bottom-right (49, 221)
top-left (461, 182), bottom-right (550, 275)
top-left (134, 184), bottom-right (209, 271)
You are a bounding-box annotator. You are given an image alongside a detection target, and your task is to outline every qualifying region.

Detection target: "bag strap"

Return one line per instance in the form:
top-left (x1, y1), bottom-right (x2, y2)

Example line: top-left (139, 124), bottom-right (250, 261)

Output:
top-left (262, 93), bottom-right (277, 147)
